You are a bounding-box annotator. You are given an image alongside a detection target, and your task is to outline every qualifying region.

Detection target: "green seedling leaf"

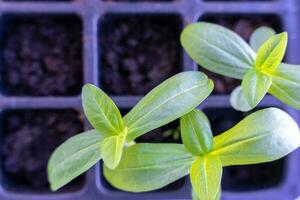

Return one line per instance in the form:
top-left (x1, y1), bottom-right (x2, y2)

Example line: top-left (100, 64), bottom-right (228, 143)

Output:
top-left (190, 155), bottom-right (222, 200)
top-left (181, 22), bottom-right (256, 79)
top-left (82, 84), bottom-right (124, 136)
top-left (229, 86), bottom-right (252, 112)
top-left (268, 63), bottom-right (300, 110)
top-left (101, 128), bottom-right (127, 169)
top-left (124, 71), bottom-right (213, 142)
top-left (212, 107), bottom-right (300, 166)
top-left (255, 32), bottom-right (287, 72)
top-left (250, 27), bottom-right (276, 51)
top-left (48, 130), bottom-right (104, 191)
top-left (242, 69), bottom-right (272, 108)
top-left (180, 110), bottom-right (213, 155)
top-left (104, 143), bottom-right (194, 192)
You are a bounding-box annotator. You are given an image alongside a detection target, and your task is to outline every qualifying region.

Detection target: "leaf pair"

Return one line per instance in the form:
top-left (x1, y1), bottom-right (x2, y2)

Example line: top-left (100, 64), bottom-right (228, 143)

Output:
top-left (47, 71), bottom-right (214, 191)
top-left (181, 22), bottom-right (300, 111)
top-left (104, 108), bottom-right (300, 200)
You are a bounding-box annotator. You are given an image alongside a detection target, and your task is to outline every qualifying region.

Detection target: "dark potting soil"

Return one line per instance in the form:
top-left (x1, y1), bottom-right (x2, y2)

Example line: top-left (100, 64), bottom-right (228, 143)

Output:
top-left (0, 110), bottom-right (85, 192)
top-left (100, 14), bottom-right (182, 95)
top-left (199, 14), bottom-right (282, 94)
top-left (204, 107), bottom-right (285, 190)
top-left (1, 15), bottom-right (82, 96)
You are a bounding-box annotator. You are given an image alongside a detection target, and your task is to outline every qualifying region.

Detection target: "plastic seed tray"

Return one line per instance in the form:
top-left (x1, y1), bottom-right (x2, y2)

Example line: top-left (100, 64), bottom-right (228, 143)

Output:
top-left (0, 0), bottom-right (299, 199)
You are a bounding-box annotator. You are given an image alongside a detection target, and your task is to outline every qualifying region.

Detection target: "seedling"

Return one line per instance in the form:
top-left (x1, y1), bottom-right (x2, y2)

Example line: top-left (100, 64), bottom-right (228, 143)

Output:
top-left (104, 108), bottom-right (300, 200)
top-left (181, 22), bottom-right (300, 111)
top-left (47, 71), bottom-right (213, 191)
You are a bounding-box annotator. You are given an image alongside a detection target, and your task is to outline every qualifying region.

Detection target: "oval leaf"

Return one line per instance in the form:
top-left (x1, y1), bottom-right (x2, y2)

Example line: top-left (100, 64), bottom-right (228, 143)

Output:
top-left (124, 71), bottom-right (213, 142)
top-left (104, 143), bottom-right (194, 192)
top-left (250, 27), bottom-right (276, 52)
top-left (48, 130), bottom-right (104, 191)
top-left (101, 128), bottom-right (127, 169)
top-left (181, 22), bottom-right (255, 79)
top-left (242, 69), bottom-right (272, 108)
top-left (269, 63), bottom-right (300, 110)
top-left (230, 86), bottom-right (252, 112)
top-left (190, 155), bottom-right (222, 200)
top-left (82, 84), bottom-right (124, 136)
top-left (255, 32), bottom-right (287, 72)
top-left (180, 109), bottom-right (213, 155)
top-left (212, 108), bottom-right (300, 166)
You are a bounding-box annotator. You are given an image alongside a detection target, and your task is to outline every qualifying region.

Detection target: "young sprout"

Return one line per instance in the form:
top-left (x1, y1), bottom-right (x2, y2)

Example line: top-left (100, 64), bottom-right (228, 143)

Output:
top-left (104, 108), bottom-right (300, 200)
top-left (47, 71), bottom-right (213, 191)
top-left (181, 22), bottom-right (300, 111)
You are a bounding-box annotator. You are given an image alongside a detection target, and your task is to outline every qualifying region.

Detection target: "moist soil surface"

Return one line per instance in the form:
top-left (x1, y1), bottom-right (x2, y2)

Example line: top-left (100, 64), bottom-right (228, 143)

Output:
top-left (204, 108), bottom-right (285, 190)
top-left (1, 16), bottom-right (82, 96)
top-left (199, 14), bottom-right (282, 94)
top-left (1, 110), bottom-right (84, 192)
top-left (100, 15), bottom-right (181, 95)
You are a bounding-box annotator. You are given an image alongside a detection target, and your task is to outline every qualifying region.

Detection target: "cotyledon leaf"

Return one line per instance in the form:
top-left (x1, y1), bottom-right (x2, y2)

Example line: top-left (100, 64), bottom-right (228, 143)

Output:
top-left (268, 63), bottom-right (300, 110)
top-left (250, 26), bottom-right (276, 52)
top-left (124, 71), bottom-right (213, 142)
top-left (212, 107), bottom-right (300, 166)
top-left (104, 143), bottom-right (194, 192)
top-left (190, 155), bottom-right (222, 200)
top-left (48, 130), bottom-right (105, 191)
top-left (180, 109), bottom-right (213, 155)
top-left (82, 84), bottom-right (124, 136)
top-left (255, 32), bottom-right (287, 72)
top-left (181, 22), bottom-right (256, 79)
top-left (241, 69), bottom-right (272, 108)
top-left (101, 128), bottom-right (127, 169)
top-left (229, 86), bottom-right (252, 112)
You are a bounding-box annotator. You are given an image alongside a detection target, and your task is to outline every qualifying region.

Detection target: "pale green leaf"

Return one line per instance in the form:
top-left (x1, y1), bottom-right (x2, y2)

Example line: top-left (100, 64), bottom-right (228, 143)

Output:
top-left (101, 128), bottom-right (127, 169)
top-left (212, 108), bottom-right (300, 166)
top-left (192, 188), bottom-right (221, 200)
top-left (82, 84), bottom-right (123, 136)
top-left (104, 143), bottom-right (194, 192)
top-left (180, 109), bottom-right (213, 155)
top-left (181, 22), bottom-right (256, 79)
top-left (242, 69), bottom-right (272, 108)
top-left (190, 155), bottom-right (222, 200)
top-left (48, 130), bottom-right (104, 191)
top-left (255, 32), bottom-right (287, 71)
top-left (230, 86), bottom-right (252, 112)
top-left (268, 63), bottom-right (300, 110)
top-left (124, 71), bottom-right (213, 142)
top-left (250, 27), bottom-right (276, 51)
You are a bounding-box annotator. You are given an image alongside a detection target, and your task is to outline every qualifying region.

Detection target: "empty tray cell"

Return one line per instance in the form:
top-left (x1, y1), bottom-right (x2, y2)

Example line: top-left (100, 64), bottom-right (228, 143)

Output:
top-left (0, 109), bottom-right (85, 193)
top-left (0, 15), bottom-right (83, 96)
top-left (198, 14), bottom-right (282, 94)
top-left (203, 107), bottom-right (285, 191)
top-left (99, 14), bottom-right (182, 95)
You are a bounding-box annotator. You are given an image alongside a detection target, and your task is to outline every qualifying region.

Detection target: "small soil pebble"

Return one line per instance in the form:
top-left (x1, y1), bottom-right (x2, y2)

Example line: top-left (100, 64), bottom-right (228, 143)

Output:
top-left (0, 110), bottom-right (84, 192)
top-left (199, 14), bottom-right (282, 94)
top-left (204, 108), bottom-right (285, 191)
top-left (100, 14), bottom-right (182, 95)
top-left (1, 15), bottom-right (82, 96)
